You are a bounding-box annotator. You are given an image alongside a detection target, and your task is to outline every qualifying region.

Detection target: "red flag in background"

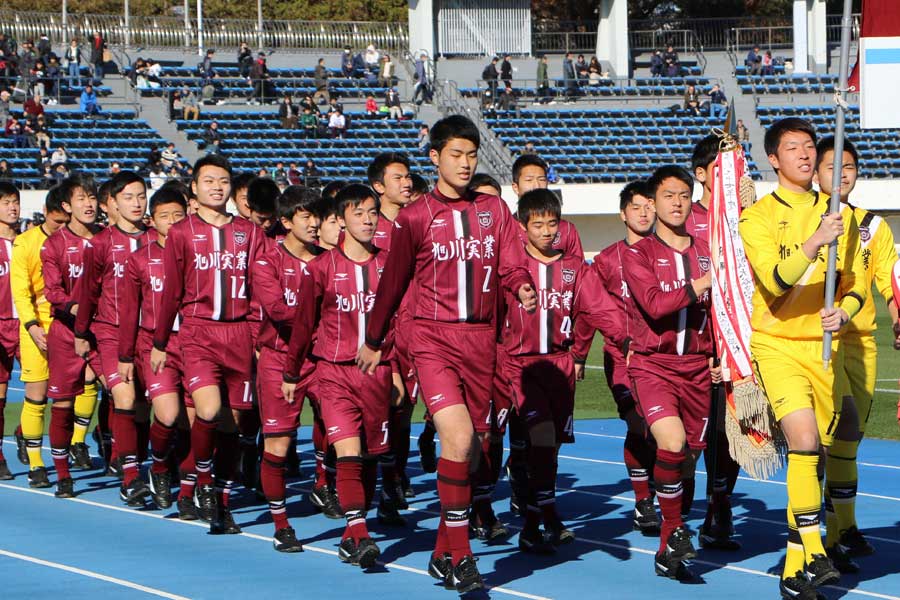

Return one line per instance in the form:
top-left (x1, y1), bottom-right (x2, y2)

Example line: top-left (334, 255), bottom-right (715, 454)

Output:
top-left (849, 0), bottom-right (900, 91)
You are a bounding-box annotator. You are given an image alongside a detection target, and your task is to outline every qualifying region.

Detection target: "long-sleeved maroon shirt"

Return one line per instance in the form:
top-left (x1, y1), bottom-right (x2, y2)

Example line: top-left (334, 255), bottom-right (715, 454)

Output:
top-left (41, 226), bottom-right (94, 328)
top-left (685, 201), bottom-right (709, 244)
top-left (621, 233), bottom-right (713, 356)
top-left (364, 188), bottom-right (533, 348)
top-left (0, 237), bottom-right (16, 320)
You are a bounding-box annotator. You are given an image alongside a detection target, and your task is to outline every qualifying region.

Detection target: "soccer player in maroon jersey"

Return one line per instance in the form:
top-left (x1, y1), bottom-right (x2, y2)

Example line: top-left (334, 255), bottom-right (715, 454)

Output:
top-left (117, 188), bottom-right (188, 511)
top-left (357, 115), bottom-right (537, 593)
top-left (41, 177), bottom-right (102, 498)
top-left (231, 173), bottom-right (256, 222)
top-left (74, 171), bottom-right (155, 506)
top-left (690, 134), bottom-right (742, 551)
top-left (283, 184), bottom-right (392, 569)
top-left (151, 154), bottom-right (266, 533)
top-left (576, 181), bottom-right (662, 535)
top-left (367, 152), bottom-right (415, 521)
top-left (252, 185), bottom-right (323, 552)
top-left (0, 182), bottom-right (19, 480)
top-left (621, 166), bottom-right (720, 580)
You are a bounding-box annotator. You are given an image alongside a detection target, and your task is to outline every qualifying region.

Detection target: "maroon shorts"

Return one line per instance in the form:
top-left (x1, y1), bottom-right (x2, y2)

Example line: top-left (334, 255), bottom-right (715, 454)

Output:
top-left (390, 322), bottom-right (419, 403)
top-left (93, 321), bottom-right (125, 390)
top-left (180, 319), bottom-right (254, 410)
top-left (490, 345), bottom-right (514, 435)
top-left (248, 319), bottom-right (262, 349)
top-left (316, 360), bottom-right (391, 454)
top-left (257, 346), bottom-right (317, 435)
top-left (411, 320), bottom-right (495, 433)
top-left (136, 329), bottom-right (187, 403)
top-left (504, 351), bottom-right (576, 444)
top-left (629, 352), bottom-right (712, 450)
top-left (604, 344), bottom-right (637, 419)
top-left (0, 319), bottom-right (19, 384)
top-left (47, 319), bottom-right (101, 399)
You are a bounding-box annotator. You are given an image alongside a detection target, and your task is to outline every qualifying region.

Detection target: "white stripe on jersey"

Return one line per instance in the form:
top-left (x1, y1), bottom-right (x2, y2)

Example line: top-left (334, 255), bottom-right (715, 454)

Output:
top-left (862, 215), bottom-right (883, 250)
top-left (211, 227), bottom-right (223, 320)
top-left (4, 239), bottom-right (15, 320)
top-left (355, 264), bottom-right (365, 352)
top-left (538, 263), bottom-right (548, 354)
top-left (674, 251), bottom-right (687, 356)
top-left (453, 211), bottom-right (467, 322)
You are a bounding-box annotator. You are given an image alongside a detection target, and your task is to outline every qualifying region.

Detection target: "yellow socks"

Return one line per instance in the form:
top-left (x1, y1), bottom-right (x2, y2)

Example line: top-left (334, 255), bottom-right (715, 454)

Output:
top-left (72, 380), bottom-right (99, 445)
top-left (825, 438), bottom-right (858, 547)
top-left (786, 450), bottom-right (826, 564)
top-left (20, 398), bottom-right (47, 469)
top-left (783, 502), bottom-right (806, 579)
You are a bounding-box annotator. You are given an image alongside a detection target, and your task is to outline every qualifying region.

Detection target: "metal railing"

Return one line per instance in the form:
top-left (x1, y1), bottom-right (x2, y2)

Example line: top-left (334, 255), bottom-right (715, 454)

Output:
top-left (532, 31), bottom-right (597, 54)
top-left (630, 29), bottom-right (702, 54)
top-left (0, 11), bottom-right (408, 52)
top-left (730, 14), bottom-right (861, 54)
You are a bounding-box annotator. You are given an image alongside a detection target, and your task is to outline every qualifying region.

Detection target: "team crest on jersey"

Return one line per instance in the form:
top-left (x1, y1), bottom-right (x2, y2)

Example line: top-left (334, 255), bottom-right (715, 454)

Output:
top-left (377, 267), bottom-right (384, 276)
top-left (553, 231), bottom-right (561, 246)
top-left (698, 255), bottom-right (711, 272)
top-left (477, 211), bottom-right (493, 228)
top-left (234, 230), bottom-right (247, 246)
top-left (859, 226), bottom-right (871, 242)
top-left (561, 268), bottom-right (576, 284)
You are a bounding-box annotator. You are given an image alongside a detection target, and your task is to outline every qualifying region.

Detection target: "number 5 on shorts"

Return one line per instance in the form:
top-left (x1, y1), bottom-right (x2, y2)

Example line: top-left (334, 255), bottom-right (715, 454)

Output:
top-left (381, 420), bottom-right (390, 446)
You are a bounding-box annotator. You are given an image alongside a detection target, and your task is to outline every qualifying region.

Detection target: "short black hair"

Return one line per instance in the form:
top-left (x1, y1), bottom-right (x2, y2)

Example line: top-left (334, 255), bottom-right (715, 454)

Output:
top-left (430, 115), bottom-right (480, 153)
top-left (97, 179), bottom-right (113, 207)
top-left (56, 176), bottom-right (92, 207)
top-left (512, 154), bottom-right (548, 183)
top-left (0, 181), bottom-right (19, 201)
top-left (467, 173), bottom-right (501, 196)
top-left (517, 188), bottom-right (561, 224)
top-left (619, 180), bottom-right (653, 211)
top-left (322, 180), bottom-right (347, 200)
top-left (192, 154), bottom-right (232, 183)
top-left (109, 170), bottom-right (146, 199)
top-left (815, 135), bottom-right (860, 170)
top-left (231, 172), bottom-right (256, 195)
top-left (149, 187), bottom-right (188, 215)
top-left (317, 196), bottom-right (341, 220)
top-left (247, 177), bottom-right (279, 215)
top-left (367, 152), bottom-right (411, 186)
top-left (44, 184), bottom-right (65, 214)
top-left (278, 186), bottom-right (322, 221)
top-left (410, 173), bottom-right (429, 195)
top-left (763, 117), bottom-right (817, 157)
top-left (158, 179), bottom-right (191, 202)
top-left (691, 134), bottom-right (720, 172)
top-left (647, 166), bottom-right (694, 197)
top-left (335, 183), bottom-right (380, 217)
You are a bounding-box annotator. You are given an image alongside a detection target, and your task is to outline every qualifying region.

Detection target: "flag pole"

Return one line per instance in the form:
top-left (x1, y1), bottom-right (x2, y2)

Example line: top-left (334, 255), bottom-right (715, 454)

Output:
top-left (823, 0), bottom-right (855, 370)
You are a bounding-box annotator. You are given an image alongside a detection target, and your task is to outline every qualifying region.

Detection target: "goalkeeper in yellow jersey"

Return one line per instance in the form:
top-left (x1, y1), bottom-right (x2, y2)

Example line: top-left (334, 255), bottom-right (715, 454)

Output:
top-left (813, 136), bottom-right (897, 570)
top-left (738, 118), bottom-right (867, 600)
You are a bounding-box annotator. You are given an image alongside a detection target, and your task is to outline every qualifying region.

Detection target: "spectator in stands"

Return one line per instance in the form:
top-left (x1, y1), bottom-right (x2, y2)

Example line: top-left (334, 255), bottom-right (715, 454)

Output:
top-left (53, 163), bottom-right (69, 182)
top-left (279, 95), bottom-right (299, 128)
top-left (563, 52), bottom-right (578, 100)
top-left (29, 60), bottom-right (47, 97)
top-left (5, 117), bottom-right (30, 148)
top-left (663, 44), bottom-right (680, 77)
top-left (501, 54), bottom-right (513, 86)
top-left (146, 59), bottom-right (162, 84)
top-left (575, 54), bottom-right (589, 85)
top-left (31, 115), bottom-right (50, 150)
top-left (273, 162), bottom-right (289, 188)
top-left (364, 45), bottom-right (380, 70)
top-left (149, 164), bottom-right (166, 191)
top-left (418, 124), bottom-right (430, 155)
top-left (708, 83), bottom-right (728, 119)
top-left (385, 88), bottom-right (403, 120)
top-left (0, 160), bottom-right (13, 182)
top-left (341, 46), bottom-right (354, 77)
top-left (300, 106), bottom-right (318, 138)
top-left (482, 57), bottom-right (500, 97)
top-left (146, 144), bottom-right (163, 170)
top-left (35, 147), bottom-right (50, 172)
top-left (44, 57), bottom-right (60, 102)
top-left (238, 42), bottom-right (253, 78)
top-left (303, 160), bottom-right (321, 188)
top-left (378, 54), bottom-right (395, 88)
top-left (364, 94), bottom-right (378, 117)
top-left (650, 49), bottom-right (664, 77)
top-left (326, 96), bottom-right (344, 118)
top-left (351, 50), bottom-right (367, 77)
top-left (736, 119), bottom-right (751, 153)
top-left (328, 108), bottom-right (347, 138)
top-left (520, 141), bottom-right (537, 155)
top-left (762, 50), bottom-right (774, 76)
top-left (0, 91), bottom-right (10, 131)
top-left (40, 163), bottom-right (54, 188)
top-left (19, 41), bottom-right (38, 81)
top-left (413, 53), bottom-right (432, 105)
top-left (498, 83), bottom-right (519, 116)
top-left (683, 83), bottom-right (701, 115)
top-left (181, 85), bottom-right (200, 120)
top-left (745, 45), bottom-right (762, 75)
top-left (65, 39), bottom-right (82, 85)
top-left (314, 58), bottom-right (330, 104)
top-left (24, 93), bottom-right (44, 121)
top-left (161, 143), bottom-right (182, 171)
top-left (108, 161), bottom-right (121, 176)
top-left (250, 52), bottom-right (276, 105)
top-left (202, 120), bottom-right (223, 153)
top-left (90, 31), bottom-right (107, 83)
top-left (37, 34), bottom-right (52, 61)
top-left (287, 162), bottom-right (303, 186)
top-left (50, 145), bottom-right (69, 166)
top-left (536, 54), bottom-right (552, 105)
top-left (80, 84), bottom-right (101, 117)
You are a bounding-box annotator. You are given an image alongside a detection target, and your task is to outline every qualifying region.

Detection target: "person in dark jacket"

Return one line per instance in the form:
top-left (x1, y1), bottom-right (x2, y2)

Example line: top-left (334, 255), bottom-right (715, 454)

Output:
top-left (563, 52), bottom-right (578, 100)
top-left (237, 42), bottom-right (253, 78)
top-left (500, 54), bottom-right (513, 86)
top-left (482, 57), bottom-right (499, 96)
top-left (249, 52), bottom-right (276, 104)
top-left (90, 31), bottom-right (106, 83)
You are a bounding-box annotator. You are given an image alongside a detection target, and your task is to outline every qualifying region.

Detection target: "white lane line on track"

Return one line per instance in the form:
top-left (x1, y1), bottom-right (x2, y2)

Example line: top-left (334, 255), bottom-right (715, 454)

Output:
top-left (0, 483), bottom-right (551, 600)
top-left (0, 548), bottom-right (190, 599)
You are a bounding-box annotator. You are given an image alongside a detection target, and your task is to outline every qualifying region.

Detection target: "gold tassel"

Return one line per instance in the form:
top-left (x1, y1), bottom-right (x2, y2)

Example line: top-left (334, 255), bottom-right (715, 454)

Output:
top-left (725, 377), bottom-right (786, 480)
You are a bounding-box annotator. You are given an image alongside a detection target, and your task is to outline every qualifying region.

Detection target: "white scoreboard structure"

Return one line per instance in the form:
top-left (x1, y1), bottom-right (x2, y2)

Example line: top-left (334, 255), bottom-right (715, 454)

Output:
top-left (859, 36), bottom-right (900, 129)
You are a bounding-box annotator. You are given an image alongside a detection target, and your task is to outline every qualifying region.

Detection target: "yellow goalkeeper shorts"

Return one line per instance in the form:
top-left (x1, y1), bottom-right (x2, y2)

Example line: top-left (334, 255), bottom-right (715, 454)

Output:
top-left (19, 322), bottom-right (49, 383)
top-left (840, 333), bottom-right (876, 434)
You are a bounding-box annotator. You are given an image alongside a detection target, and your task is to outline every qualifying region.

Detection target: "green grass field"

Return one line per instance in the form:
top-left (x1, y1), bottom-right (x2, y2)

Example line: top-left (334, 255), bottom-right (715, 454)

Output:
top-left (3, 293), bottom-right (899, 441)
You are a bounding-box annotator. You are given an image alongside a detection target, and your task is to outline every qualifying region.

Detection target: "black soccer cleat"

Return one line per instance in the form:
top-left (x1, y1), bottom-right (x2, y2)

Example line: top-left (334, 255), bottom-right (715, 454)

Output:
top-left (210, 507), bottom-right (242, 534)
top-left (377, 498), bottom-right (407, 527)
top-left (547, 523), bottom-right (576, 546)
top-left (177, 495), bottom-right (198, 520)
top-left (473, 518), bottom-right (510, 542)
top-left (194, 483), bottom-right (218, 523)
top-left (15, 428), bottom-right (29, 465)
top-left (417, 435), bottom-right (437, 474)
top-left (654, 549), bottom-right (694, 581)
top-left (338, 538), bottom-right (360, 565)
top-left (519, 528), bottom-right (556, 554)
top-left (69, 442), bottom-right (93, 470)
top-left (428, 552), bottom-right (453, 588)
top-left (780, 571), bottom-right (828, 600)
top-left (664, 526), bottom-right (698, 562)
top-left (826, 544), bottom-right (860, 575)
top-left (805, 553), bottom-right (840, 587)
top-left (450, 555), bottom-right (484, 594)
top-left (119, 478), bottom-right (151, 507)
top-left (388, 479), bottom-right (409, 510)
top-left (28, 466), bottom-right (51, 488)
top-left (322, 486), bottom-right (344, 519)
top-left (55, 477), bottom-right (75, 498)
top-left (106, 456), bottom-right (124, 479)
top-left (839, 525), bottom-right (875, 558)
top-left (309, 484), bottom-right (328, 509)
top-left (699, 505), bottom-right (741, 551)
top-left (273, 526), bottom-right (304, 553)
top-left (0, 460), bottom-right (12, 480)
top-left (356, 538), bottom-right (381, 569)
top-left (148, 470), bottom-right (173, 509)
top-left (634, 497), bottom-right (662, 535)
top-left (400, 473), bottom-right (414, 498)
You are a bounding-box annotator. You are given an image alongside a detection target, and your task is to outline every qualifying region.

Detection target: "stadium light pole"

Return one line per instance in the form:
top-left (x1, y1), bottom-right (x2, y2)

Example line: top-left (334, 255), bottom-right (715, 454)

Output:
top-left (184, 0), bottom-right (190, 48)
top-left (124, 0), bottom-right (131, 47)
top-left (822, 0), bottom-right (854, 369)
top-left (197, 0), bottom-right (204, 56)
top-left (62, 0), bottom-right (67, 41)
top-left (257, 0), bottom-right (263, 50)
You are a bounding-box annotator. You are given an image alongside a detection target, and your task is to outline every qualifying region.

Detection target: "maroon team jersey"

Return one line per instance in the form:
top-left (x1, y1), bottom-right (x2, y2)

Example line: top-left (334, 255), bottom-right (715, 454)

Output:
top-left (74, 225), bottom-right (153, 335)
top-left (592, 240), bottom-right (635, 344)
top-left (253, 243), bottom-right (322, 353)
top-left (685, 201), bottom-right (709, 244)
top-left (503, 252), bottom-right (620, 356)
top-left (41, 226), bottom-right (94, 327)
top-left (517, 218), bottom-right (584, 260)
top-left (0, 237), bottom-right (17, 320)
top-left (621, 234), bottom-right (713, 356)
top-left (153, 213), bottom-right (265, 350)
top-left (285, 244), bottom-right (388, 379)
top-left (365, 189), bottom-right (532, 347)
top-left (118, 241), bottom-right (180, 362)
top-left (372, 211), bottom-right (394, 251)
